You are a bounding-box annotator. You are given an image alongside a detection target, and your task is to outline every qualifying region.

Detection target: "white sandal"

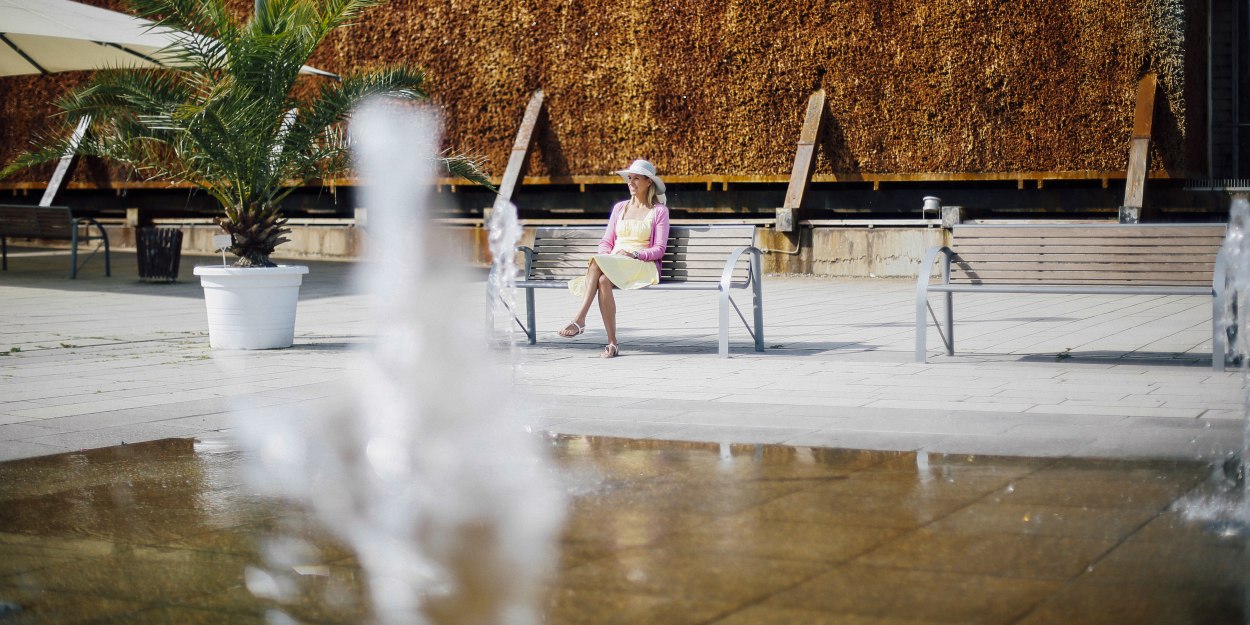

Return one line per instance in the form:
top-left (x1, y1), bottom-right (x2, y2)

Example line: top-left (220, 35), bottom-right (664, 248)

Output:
top-left (601, 343), bottom-right (619, 358)
top-left (558, 321), bottom-right (585, 338)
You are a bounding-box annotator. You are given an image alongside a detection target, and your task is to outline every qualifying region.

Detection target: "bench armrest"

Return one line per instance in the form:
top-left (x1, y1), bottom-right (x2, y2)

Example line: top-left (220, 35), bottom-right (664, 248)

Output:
top-left (515, 245), bottom-right (534, 280)
top-left (719, 245), bottom-right (762, 292)
top-left (72, 216), bottom-right (106, 234)
top-left (916, 245), bottom-right (954, 291)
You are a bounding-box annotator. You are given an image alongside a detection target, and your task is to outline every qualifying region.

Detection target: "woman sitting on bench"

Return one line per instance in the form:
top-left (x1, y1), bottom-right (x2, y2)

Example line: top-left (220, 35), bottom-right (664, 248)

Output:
top-left (557, 159), bottom-right (671, 358)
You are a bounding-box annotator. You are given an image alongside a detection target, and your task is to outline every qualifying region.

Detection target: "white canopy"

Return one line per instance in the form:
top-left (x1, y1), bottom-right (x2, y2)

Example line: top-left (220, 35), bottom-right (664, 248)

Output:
top-left (0, 0), bottom-right (336, 77)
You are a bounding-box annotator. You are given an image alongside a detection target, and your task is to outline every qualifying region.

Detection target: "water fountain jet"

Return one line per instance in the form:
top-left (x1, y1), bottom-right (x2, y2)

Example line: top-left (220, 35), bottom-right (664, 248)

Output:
top-left (235, 101), bottom-right (565, 625)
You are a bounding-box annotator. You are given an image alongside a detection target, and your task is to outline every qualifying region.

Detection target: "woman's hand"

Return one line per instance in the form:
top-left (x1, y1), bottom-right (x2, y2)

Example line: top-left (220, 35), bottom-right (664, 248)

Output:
top-left (615, 249), bottom-right (635, 258)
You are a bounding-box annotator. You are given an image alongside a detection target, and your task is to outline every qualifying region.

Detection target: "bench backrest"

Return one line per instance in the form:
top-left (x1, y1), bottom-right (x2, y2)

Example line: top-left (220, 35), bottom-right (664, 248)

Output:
top-left (527, 225), bottom-right (755, 284)
top-left (0, 204), bottom-right (75, 239)
top-left (949, 224), bottom-right (1226, 287)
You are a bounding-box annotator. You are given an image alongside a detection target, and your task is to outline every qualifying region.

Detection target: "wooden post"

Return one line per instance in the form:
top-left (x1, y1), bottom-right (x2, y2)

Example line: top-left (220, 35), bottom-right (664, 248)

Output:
top-left (776, 90), bottom-right (824, 232)
top-left (39, 116), bottom-right (91, 207)
top-left (494, 90), bottom-right (545, 210)
top-left (1121, 72), bottom-right (1157, 223)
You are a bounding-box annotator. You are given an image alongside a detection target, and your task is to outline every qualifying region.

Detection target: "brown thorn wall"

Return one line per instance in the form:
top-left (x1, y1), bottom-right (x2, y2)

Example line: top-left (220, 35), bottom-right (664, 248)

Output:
top-left (0, 0), bottom-right (1196, 187)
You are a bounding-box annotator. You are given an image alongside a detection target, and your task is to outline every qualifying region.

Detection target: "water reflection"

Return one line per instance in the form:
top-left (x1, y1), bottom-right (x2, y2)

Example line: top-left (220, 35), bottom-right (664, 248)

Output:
top-left (0, 436), bottom-right (1243, 624)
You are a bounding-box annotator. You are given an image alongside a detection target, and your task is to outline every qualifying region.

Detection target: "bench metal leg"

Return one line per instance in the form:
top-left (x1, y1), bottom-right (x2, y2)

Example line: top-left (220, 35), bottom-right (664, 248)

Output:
top-left (916, 291), bottom-right (955, 361)
top-left (525, 287), bottom-right (536, 345)
top-left (915, 290), bottom-right (928, 362)
top-left (944, 291), bottom-right (954, 356)
top-left (719, 288), bottom-right (730, 357)
top-left (70, 229), bottom-right (79, 279)
top-left (1, 237), bottom-right (6, 271)
top-left (68, 219), bottom-right (110, 279)
top-left (752, 254), bottom-right (764, 352)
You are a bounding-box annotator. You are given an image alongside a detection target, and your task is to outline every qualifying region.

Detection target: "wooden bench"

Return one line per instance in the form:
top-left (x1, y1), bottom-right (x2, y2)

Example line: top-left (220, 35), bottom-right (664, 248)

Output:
top-left (0, 204), bottom-right (111, 279)
top-left (509, 224), bottom-right (764, 357)
top-left (915, 223), bottom-right (1228, 369)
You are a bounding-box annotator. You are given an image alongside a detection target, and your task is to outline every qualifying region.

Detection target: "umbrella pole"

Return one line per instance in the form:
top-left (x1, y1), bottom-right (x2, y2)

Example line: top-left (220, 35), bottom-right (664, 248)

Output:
top-left (40, 115), bottom-right (90, 207)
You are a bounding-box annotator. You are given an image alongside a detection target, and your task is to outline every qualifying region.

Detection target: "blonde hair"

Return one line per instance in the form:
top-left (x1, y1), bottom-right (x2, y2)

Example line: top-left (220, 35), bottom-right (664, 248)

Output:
top-left (643, 183), bottom-right (658, 206)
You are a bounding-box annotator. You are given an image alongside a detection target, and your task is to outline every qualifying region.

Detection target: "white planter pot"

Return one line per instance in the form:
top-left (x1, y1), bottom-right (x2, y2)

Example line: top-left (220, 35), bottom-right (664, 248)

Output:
top-left (193, 265), bottom-right (309, 349)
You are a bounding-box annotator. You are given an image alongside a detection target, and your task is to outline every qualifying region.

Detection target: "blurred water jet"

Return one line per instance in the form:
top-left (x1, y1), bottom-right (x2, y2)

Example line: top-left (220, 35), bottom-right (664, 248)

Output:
top-left (1180, 192), bottom-right (1250, 537)
top-left (235, 99), bottom-right (566, 625)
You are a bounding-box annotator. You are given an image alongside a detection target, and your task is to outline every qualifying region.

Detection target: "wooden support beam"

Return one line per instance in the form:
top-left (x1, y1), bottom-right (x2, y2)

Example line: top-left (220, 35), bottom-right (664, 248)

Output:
top-left (494, 89), bottom-right (545, 209)
top-left (39, 116), bottom-right (91, 207)
top-left (776, 90), bottom-right (824, 232)
top-left (1122, 72), bottom-right (1157, 222)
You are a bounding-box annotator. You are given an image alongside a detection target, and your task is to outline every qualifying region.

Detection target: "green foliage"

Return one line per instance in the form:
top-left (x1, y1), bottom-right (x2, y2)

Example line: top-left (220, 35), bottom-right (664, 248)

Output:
top-left (1, 0), bottom-right (493, 267)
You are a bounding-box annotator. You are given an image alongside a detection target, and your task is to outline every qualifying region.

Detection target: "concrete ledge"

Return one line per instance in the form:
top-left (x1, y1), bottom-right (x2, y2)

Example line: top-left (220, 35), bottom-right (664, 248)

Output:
top-left (10, 222), bottom-right (951, 278)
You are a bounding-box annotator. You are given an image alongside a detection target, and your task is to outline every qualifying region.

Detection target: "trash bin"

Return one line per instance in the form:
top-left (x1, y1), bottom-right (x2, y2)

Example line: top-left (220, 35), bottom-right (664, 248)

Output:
top-left (136, 227), bottom-right (184, 282)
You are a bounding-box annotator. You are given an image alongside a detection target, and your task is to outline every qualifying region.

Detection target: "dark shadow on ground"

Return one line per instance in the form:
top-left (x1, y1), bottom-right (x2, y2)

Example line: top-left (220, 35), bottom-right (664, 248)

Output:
top-left (284, 341), bottom-right (365, 353)
top-left (519, 341), bottom-right (882, 357)
top-left (853, 318), bottom-right (1083, 328)
top-left (956, 351), bottom-right (1217, 368)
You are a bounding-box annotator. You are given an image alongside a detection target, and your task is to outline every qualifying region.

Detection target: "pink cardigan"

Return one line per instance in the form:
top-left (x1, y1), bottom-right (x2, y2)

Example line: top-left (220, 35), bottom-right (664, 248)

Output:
top-left (598, 200), bottom-right (671, 273)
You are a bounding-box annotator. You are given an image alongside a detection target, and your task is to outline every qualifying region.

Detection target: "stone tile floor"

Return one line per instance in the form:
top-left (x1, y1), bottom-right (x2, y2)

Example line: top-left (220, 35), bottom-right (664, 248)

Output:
top-left (0, 437), bottom-right (1244, 625)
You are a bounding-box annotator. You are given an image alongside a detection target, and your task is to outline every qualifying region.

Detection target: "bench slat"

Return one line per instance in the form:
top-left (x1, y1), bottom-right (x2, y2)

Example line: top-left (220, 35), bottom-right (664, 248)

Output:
top-left (953, 236), bottom-right (1225, 247)
top-left (952, 261), bottom-right (1214, 271)
top-left (953, 225), bottom-right (1226, 238)
top-left (533, 259), bottom-right (752, 270)
top-left (534, 237), bottom-right (753, 247)
top-left (524, 224), bottom-right (756, 284)
top-left (0, 205), bottom-right (75, 239)
top-left (531, 271), bottom-right (750, 281)
top-left (531, 264), bottom-right (751, 275)
top-left (531, 241), bottom-right (755, 253)
top-left (929, 283), bottom-right (1212, 295)
top-left (533, 251), bottom-right (755, 263)
top-left (535, 225), bottom-right (754, 237)
top-left (953, 253), bottom-right (1217, 263)
top-left (953, 244), bottom-right (1222, 255)
top-left (951, 271), bottom-right (1213, 283)
top-left (532, 248), bottom-right (755, 260)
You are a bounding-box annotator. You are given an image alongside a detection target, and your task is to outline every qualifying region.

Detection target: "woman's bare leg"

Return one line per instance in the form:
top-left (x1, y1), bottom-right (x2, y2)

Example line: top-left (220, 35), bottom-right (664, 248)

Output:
top-left (597, 273), bottom-right (618, 349)
top-left (560, 260), bottom-right (602, 336)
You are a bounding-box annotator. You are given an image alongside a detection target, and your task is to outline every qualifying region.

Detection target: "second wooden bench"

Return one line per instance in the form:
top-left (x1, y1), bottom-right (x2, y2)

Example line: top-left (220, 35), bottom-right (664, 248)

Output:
top-left (915, 223), bottom-right (1228, 369)
top-left (0, 204), bottom-right (111, 279)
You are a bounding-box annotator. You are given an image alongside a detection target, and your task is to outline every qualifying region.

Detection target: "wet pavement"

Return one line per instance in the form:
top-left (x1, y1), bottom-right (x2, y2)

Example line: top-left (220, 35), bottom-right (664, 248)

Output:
top-left (0, 437), bottom-right (1244, 625)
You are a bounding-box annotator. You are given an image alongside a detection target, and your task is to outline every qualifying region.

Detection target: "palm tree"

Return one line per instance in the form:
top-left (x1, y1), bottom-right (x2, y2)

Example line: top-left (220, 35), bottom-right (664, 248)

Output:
top-left (1, 0), bottom-right (491, 267)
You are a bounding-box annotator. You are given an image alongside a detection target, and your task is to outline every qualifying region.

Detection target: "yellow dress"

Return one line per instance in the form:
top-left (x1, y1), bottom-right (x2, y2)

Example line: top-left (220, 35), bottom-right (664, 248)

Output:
top-left (568, 210), bottom-right (660, 298)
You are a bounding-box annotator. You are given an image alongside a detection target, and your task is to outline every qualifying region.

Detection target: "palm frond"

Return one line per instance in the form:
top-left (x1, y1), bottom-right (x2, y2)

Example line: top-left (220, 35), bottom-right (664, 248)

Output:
top-left (440, 152), bottom-right (497, 191)
top-left (127, 0), bottom-right (233, 42)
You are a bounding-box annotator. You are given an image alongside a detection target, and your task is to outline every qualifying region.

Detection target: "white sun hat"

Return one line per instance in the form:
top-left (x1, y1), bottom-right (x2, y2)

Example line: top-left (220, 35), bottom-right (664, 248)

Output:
top-left (613, 159), bottom-right (666, 204)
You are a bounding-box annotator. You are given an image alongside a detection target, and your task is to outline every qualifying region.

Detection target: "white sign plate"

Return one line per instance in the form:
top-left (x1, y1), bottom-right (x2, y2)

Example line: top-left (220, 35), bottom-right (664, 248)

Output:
top-left (212, 234), bottom-right (232, 250)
